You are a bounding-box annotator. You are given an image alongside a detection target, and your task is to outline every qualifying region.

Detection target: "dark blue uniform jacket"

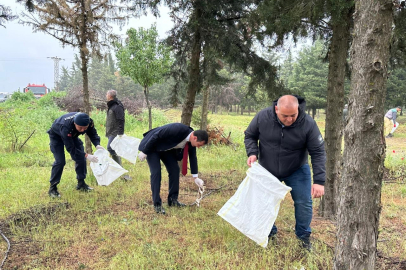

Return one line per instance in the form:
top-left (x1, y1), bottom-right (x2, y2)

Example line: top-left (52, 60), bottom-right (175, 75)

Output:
top-left (49, 112), bottom-right (101, 160)
top-left (139, 123), bottom-right (198, 174)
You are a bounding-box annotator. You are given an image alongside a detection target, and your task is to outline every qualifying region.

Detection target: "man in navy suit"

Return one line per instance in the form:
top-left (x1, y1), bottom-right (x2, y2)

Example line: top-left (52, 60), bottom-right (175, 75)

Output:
top-left (138, 123), bottom-right (208, 214)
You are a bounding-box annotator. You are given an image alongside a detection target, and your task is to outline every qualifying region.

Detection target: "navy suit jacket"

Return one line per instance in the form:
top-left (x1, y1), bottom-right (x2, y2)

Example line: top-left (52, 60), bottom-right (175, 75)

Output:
top-left (139, 123), bottom-right (198, 174)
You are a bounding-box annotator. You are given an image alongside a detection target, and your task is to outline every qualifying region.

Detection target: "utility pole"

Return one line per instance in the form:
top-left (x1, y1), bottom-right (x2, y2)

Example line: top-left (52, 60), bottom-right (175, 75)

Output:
top-left (47, 56), bottom-right (64, 91)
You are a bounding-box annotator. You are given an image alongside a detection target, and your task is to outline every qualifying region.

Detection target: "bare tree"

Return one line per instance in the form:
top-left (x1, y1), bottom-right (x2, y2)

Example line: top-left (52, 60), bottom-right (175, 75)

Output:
top-left (19, 0), bottom-right (142, 152)
top-left (0, 5), bottom-right (17, 27)
top-left (334, 0), bottom-right (393, 269)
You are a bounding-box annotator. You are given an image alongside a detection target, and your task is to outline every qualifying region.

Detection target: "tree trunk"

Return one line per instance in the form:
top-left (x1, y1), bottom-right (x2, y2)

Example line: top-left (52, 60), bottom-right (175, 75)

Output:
top-left (79, 46), bottom-right (92, 154)
top-left (311, 107), bottom-right (316, 119)
top-left (200, 85), bottom-right (210, 130)
top-left (181, 8), bottom-right (202, 126)
top-left (334, 1), bottom-right (393, 269)
top-left (320, 8), bottom-right (352, 219)
top-left (241, 106), bottom-right (244, 115)
top-left (144, 85), bottom-right (152, 130)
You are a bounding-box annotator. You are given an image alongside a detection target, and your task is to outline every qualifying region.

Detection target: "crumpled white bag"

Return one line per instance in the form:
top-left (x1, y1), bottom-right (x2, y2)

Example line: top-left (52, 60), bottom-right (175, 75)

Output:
top-left (90, 149), bottom-right (128, 186)
top-left (217, 162), bottom-right (292, 247)
top-left (110, 134), bottom-right (141, 164)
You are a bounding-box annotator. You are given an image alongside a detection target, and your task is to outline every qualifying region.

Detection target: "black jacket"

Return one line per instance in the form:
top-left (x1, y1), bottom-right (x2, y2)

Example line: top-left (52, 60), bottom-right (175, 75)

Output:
top-left (139, 123), bottom-right (198, 174)
top-left (244, 97), bottom-right (326, 185)
top-left (49, 112), bottom-right (100, 160)
top-left (106, 98), bottom-right (125, 137)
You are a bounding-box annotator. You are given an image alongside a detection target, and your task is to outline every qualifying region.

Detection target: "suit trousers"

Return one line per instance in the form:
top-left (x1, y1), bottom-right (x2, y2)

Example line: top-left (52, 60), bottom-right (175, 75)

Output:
top-left (48, 131), bottom-right (87, 186)
top-left (146, 149), bottom-right (180, 206)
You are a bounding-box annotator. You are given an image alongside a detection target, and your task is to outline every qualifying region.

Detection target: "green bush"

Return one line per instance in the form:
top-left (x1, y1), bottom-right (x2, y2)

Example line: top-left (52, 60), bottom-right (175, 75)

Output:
top-left (191, 107), bottom-right (211, 128)
top-left (10, 91), bottom-right (36, 102)
top-left (37, 91), bottom-right (66, 107)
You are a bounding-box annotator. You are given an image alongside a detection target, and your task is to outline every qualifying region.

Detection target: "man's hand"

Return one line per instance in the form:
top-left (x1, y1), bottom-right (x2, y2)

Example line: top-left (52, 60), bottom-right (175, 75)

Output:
top-left (138, 151), bottom-right (147, 161)
top-left (311, 184), bottom-right (324, 198)
top-left (194, 178), bottom-right (204, 188)
top-left (247, 155), bottom-right (257, 167)
top-left (86, 154), bottom-right (99, 163)
top-left (96, 145), bottom-right (105, 151)
top-left (117, 134), bottom-right (123, 138)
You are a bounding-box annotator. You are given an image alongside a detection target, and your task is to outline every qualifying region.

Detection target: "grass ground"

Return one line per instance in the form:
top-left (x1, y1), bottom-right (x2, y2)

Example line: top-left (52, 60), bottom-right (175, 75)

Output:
top-left (0, 107), bottom-right (405, 269)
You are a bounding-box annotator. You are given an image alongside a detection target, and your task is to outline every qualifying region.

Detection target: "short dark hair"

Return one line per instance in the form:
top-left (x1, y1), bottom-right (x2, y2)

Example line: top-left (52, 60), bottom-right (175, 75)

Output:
top-left (397, 106), bottom-right (401, 109)
top-left (193, 130), bottom-right (209, 144)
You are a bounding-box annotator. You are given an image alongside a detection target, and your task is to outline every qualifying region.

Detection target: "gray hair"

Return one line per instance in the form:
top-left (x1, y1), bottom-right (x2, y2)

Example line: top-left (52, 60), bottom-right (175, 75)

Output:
top-left (107, 89), bottom-right (117, 99)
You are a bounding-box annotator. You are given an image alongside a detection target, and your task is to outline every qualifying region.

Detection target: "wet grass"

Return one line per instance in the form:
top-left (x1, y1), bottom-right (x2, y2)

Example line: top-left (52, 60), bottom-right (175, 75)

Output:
top-left (0, 108), bottom-right (404, 269)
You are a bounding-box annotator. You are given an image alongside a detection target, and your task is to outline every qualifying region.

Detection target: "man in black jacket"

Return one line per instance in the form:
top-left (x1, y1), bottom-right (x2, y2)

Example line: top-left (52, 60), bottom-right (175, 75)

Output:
top-left (105, 89), bottom-right (131, 180)
top-left (47, 112), bottom-right (103, 197)
top-left (244, 95), bottom-right (326, 250)
top-left (138, 123), bottom-right (208, 214)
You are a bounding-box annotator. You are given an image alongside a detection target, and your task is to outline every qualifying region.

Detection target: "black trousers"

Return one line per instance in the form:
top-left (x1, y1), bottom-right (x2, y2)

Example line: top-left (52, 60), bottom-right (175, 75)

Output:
top-left (146, 149), bottom-right (180, 206)
top-left (48, 131), bottom-right (87, 186)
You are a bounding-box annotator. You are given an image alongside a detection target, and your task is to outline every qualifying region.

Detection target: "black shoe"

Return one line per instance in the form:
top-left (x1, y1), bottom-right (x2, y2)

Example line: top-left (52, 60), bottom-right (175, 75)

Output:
top-left (386, 133), bottom-right (393, 138)
top-left (300, 237), bottom-right (312, 252)
top-left (154, 205), bottom-right (166, 214)
top-left (48, 188), bottom-right (61, 198)
top-left (76, 183), bottom-right (94, 192)
top-left (268, 234), bottom-right (278, 246)
top-left (168, 199), bottom-right (186, 207)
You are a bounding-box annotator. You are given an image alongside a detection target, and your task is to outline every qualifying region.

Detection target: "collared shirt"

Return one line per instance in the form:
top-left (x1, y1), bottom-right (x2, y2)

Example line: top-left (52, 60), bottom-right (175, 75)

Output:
top-left (173, 132), bottom-right (192, 149)
top-left (170, 131), bottom-right (198, 178)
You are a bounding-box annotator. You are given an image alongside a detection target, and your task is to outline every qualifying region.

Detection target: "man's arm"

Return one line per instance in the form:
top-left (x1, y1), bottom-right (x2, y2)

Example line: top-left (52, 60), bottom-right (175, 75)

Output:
top-left (189, 143), bottom-right (198, 174)
top-left (244, 114), bottom-right (260, 158)
top-left (86, 120), bottom-right (101, 147)
top-left (59, 126), bottom-right (85, 160)
top-left (306, 120), bottom-right (326, 186)
top-left (392, 110), bottom-right (397, 124)
top-left (115, 105), bottom-right (125, 135)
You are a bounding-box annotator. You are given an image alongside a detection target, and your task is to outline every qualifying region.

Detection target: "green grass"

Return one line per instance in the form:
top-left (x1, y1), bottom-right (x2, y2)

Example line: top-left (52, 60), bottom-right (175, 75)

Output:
top-left (0, 102), bottom-right (404, 269)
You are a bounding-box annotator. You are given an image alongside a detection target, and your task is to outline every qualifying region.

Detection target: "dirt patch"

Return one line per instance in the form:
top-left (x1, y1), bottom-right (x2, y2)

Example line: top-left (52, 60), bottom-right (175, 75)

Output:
top-left (0, 202), bottom-right (69, 270)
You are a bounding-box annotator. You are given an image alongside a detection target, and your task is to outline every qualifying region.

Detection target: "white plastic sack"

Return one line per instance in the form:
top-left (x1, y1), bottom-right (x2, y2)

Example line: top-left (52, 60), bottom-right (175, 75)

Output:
top-left (90, 149), bottom-right (128, 186)
top-left (110, 134), bottom-right (141, 164)
top-left (217, 162), bottom-right (292, 247)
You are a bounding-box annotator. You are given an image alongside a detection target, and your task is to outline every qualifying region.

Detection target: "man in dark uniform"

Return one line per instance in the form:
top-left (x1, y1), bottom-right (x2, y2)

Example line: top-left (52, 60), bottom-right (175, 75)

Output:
top-left (138, 123), bottom-right (208, 214)
top-left (105, 89), bottom-right (131, 180)
top-left (47, 112), bottom-right (104, 198)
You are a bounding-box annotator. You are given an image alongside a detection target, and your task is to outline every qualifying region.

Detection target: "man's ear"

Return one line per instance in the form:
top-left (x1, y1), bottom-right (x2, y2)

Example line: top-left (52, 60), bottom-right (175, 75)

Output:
top-left (190, 133), bottom-right (197, 142)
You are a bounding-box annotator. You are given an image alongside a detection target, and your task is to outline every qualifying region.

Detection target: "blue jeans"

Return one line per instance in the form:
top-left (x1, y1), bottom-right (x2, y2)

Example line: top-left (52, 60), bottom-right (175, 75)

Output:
top-left (269, 164), bottom-right (312, 241)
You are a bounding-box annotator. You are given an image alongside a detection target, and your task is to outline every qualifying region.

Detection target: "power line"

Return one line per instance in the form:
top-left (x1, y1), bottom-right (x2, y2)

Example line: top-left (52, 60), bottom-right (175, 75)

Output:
top-left (47, 56), bottom-right (64, 91)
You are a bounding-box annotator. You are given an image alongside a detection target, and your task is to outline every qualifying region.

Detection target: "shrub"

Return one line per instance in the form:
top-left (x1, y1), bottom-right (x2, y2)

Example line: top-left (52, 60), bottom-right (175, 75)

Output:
top-left (191, 107), bottom-right (211, 128)
top-left (10, 91), bottom-right (35, 102)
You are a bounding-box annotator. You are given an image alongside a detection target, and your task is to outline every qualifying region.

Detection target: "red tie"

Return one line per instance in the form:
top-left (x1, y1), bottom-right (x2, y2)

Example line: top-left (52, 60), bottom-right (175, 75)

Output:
top-left (182, 143), bottom-right (189, 176)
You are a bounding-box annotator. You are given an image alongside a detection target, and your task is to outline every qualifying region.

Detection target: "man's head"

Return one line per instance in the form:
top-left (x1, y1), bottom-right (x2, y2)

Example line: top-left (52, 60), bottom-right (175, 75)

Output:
top-left (74, 113), bottom-right (90, 132)
top-left (397, 106), bottom-right (402, 112)
top-left (106, 89), bottom-right (117, 101)
top-left (275, 95), bottom-right (299, 126)
top-left (344, 104), bottom-right (348, 109)
top-left (190, 130), bottom-right (209, 148)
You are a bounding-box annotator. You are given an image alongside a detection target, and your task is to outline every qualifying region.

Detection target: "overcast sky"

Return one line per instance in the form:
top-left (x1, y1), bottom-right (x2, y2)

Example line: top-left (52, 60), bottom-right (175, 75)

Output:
top-left (0, 3), bottom-right (173, 93)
